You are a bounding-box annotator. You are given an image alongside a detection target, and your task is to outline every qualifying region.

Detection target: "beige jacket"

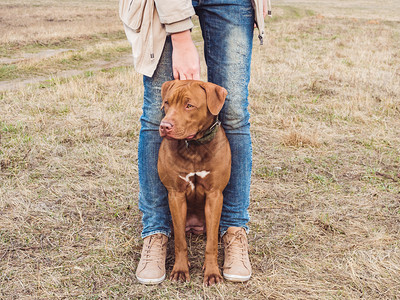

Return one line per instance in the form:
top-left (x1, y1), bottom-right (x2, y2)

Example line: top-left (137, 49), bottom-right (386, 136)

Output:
top-left (120, 0), bottom-right (266, 77)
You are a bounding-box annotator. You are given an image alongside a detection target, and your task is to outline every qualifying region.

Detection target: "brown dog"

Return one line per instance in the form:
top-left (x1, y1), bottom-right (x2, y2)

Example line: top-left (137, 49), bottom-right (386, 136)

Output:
top-left (157, 80), bottom-right (231, 286)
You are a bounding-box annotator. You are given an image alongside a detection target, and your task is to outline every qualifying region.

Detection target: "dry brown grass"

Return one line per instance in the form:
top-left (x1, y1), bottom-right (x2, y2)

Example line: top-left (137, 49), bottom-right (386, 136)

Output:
top-left (1, 0), bottom-right (400, 299)
top-left (0, 0), bottom-right (121, 47)
top-left (281, 130), bottom-right (320, 148)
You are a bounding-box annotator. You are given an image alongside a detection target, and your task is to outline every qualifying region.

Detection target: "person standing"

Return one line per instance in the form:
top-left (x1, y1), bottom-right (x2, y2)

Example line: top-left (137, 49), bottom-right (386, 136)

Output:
top-left (120, 0), bottom-right (269, 285)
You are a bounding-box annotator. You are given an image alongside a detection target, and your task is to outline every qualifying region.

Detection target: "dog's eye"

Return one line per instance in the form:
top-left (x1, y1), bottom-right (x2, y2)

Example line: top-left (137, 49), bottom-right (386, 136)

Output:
top-left (186, 103), bottom-right (194, 109)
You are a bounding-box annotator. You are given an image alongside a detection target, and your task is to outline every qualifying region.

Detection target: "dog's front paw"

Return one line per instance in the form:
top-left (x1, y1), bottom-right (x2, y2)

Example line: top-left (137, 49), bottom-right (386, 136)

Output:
top-left (203, 264), bottom-right (223, 286)
top-left (170, 263), bottom-right (190, 282)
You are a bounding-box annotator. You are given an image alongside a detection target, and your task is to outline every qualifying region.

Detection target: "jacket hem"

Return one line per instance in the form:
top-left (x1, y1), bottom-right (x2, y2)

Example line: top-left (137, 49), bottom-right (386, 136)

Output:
top-left (165, 18), bottom-right (194, 34)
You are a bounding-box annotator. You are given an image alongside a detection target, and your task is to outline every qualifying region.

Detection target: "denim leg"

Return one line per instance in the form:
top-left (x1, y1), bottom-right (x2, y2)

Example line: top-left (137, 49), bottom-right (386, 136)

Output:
top-left (138, 37), bottom-right (174, 238)
top-left (140, 1), bottom-right (254, 238)
top-left (195, 0), bottom-right (254, 236)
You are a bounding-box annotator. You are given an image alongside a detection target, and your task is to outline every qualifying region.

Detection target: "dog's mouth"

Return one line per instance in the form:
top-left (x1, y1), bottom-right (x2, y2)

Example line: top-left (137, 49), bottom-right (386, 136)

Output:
top-left (163, 133), bottom-right (197, 140)
top-left (159, 120), bottom-right (199, 140)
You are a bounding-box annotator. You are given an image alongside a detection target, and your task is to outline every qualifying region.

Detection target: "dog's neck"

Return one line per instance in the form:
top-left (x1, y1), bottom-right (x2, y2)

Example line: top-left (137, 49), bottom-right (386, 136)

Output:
top-left (184, 118), bottom-right (221, 148)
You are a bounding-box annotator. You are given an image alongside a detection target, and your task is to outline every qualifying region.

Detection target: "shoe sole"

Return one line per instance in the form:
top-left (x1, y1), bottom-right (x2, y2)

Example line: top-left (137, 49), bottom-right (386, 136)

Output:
top-left (223, 272), bottom-right (251, 282)
top-left (136, 274), bottom-right (166, 285)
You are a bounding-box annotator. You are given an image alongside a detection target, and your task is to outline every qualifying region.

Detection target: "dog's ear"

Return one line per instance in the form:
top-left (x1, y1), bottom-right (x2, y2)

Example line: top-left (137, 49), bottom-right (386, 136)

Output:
top-left (161, 80), bottom-right (177, 109)
top-left (200, 82), bottom-right (228, 115)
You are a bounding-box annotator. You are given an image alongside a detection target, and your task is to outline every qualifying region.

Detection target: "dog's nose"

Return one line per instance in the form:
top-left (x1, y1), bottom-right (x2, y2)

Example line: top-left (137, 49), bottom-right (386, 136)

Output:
top-left (160, 121), bottom-right (173, 133)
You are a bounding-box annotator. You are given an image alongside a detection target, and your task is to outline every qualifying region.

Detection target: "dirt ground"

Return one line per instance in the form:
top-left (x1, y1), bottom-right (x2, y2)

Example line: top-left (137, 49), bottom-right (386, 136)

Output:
top-left (1, 0), bottom-right (399, 299)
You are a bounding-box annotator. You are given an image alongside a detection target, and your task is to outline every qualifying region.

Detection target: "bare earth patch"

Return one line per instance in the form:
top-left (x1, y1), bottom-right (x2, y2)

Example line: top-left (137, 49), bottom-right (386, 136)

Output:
top-left (0, 54), bottom-right (132, 91)
top-left (1, 0), bottom-right (399, 299)
top-left (0, 49), bottom-right (75, 64)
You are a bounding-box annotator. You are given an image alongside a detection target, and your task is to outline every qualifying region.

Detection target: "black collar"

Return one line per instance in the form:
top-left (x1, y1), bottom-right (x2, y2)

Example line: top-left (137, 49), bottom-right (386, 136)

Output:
top-left (184, 119), bottom-right (221, 148)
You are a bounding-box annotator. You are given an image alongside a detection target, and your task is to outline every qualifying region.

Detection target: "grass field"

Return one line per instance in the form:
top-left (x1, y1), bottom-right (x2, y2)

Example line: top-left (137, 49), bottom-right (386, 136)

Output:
top-left (1, 0), bottom-right (399, 298)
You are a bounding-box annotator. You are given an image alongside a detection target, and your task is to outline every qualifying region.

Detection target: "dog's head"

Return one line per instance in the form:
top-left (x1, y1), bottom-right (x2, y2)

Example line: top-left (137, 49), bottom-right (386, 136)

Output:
top-left (159, 80), bottom-right (227, 140)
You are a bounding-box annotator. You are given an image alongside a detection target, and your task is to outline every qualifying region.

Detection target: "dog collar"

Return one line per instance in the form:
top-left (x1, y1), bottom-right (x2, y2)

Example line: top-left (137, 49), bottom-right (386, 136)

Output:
top-left (184, 119), bottom-right (221, 148)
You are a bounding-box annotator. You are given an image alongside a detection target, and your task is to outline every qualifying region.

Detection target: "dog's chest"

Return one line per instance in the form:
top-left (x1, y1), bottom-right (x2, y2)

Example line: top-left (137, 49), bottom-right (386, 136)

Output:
top-left (178, 170), bottom-right (210, 192)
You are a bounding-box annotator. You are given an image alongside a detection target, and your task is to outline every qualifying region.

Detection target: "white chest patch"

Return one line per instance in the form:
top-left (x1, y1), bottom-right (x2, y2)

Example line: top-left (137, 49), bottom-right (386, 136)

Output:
top-left (179, 171), bottom-right (210, 191)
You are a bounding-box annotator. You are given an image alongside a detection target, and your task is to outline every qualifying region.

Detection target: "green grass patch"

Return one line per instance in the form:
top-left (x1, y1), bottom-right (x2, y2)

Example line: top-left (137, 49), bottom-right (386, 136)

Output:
top-left (1, 121), bottom-right (24, 134)
top-left (266, 6), bottom-right (316, 23)
top-left (0, 30), bottom-right (126, 58)
top-left (0, 64), bottom-right (18, 81)
top-left (0, 42), bottom-right (131, 81)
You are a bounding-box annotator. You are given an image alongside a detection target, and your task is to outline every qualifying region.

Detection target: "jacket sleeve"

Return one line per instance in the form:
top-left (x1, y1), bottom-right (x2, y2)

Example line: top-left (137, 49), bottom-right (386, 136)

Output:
top-left (154, 0), bottom-right (195, 33)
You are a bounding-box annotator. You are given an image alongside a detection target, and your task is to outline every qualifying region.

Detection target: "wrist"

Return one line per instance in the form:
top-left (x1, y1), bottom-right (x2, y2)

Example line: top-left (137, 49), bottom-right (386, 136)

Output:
top-left (171, 30), bottom-right (193, 43)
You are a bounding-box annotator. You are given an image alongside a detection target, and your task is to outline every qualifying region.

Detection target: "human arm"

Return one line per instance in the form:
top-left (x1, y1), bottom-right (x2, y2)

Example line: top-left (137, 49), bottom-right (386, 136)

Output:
top-left (154, 0), bottom-right (200, 80)
top-left (171, 30), bottom-right (200, 80)
top-left (263, 0), bottom-right (268, 18)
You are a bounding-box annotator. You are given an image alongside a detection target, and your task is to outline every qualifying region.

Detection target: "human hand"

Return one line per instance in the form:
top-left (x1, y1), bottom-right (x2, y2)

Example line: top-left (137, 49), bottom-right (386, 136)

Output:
top-left (171, 30), bottom-right (200, 80)
top-left (263, 0), bottom-right (269, 18)
top-left (255, 0), bottom-right (270, 28)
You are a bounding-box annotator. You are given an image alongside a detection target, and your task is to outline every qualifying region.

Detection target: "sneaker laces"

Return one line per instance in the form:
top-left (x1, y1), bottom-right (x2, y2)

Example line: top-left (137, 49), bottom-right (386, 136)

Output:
top-left (224, 231), bottom-right (249, 269)
top-left (142, 235), bottom-right (165, 264)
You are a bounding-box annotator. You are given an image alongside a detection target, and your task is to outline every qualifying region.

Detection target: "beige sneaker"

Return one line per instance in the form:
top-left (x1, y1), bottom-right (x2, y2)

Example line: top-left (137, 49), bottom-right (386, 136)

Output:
top-left (136, 233), bottom-right (168, 285)
top-left (222, 227), bottom-right (252, 282)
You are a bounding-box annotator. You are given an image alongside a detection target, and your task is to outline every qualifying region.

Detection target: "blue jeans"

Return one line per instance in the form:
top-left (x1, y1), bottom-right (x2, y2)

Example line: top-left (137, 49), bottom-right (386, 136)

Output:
top-left (138, 0), bottom-right (254, 238)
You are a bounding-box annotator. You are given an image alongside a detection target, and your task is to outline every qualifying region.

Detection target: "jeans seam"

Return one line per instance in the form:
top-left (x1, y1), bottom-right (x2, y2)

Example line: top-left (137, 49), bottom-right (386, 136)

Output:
top-left (220, 226), bottom-right (249, 238)
top-left (141, 230), bottom-right (171, 239)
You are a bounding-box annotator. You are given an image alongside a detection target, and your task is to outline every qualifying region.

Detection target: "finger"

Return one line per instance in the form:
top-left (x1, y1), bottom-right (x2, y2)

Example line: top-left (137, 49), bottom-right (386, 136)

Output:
top-left (263, 8), bottom-right (268, 18)
top-left (193, 71), bottom-right (200, 80)
top-left (180, 73), bottom-right (187, 80)
top-left (186, 73), bottom-right (194, 80)
top-left (173, 68), bottom-right (179, 80)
